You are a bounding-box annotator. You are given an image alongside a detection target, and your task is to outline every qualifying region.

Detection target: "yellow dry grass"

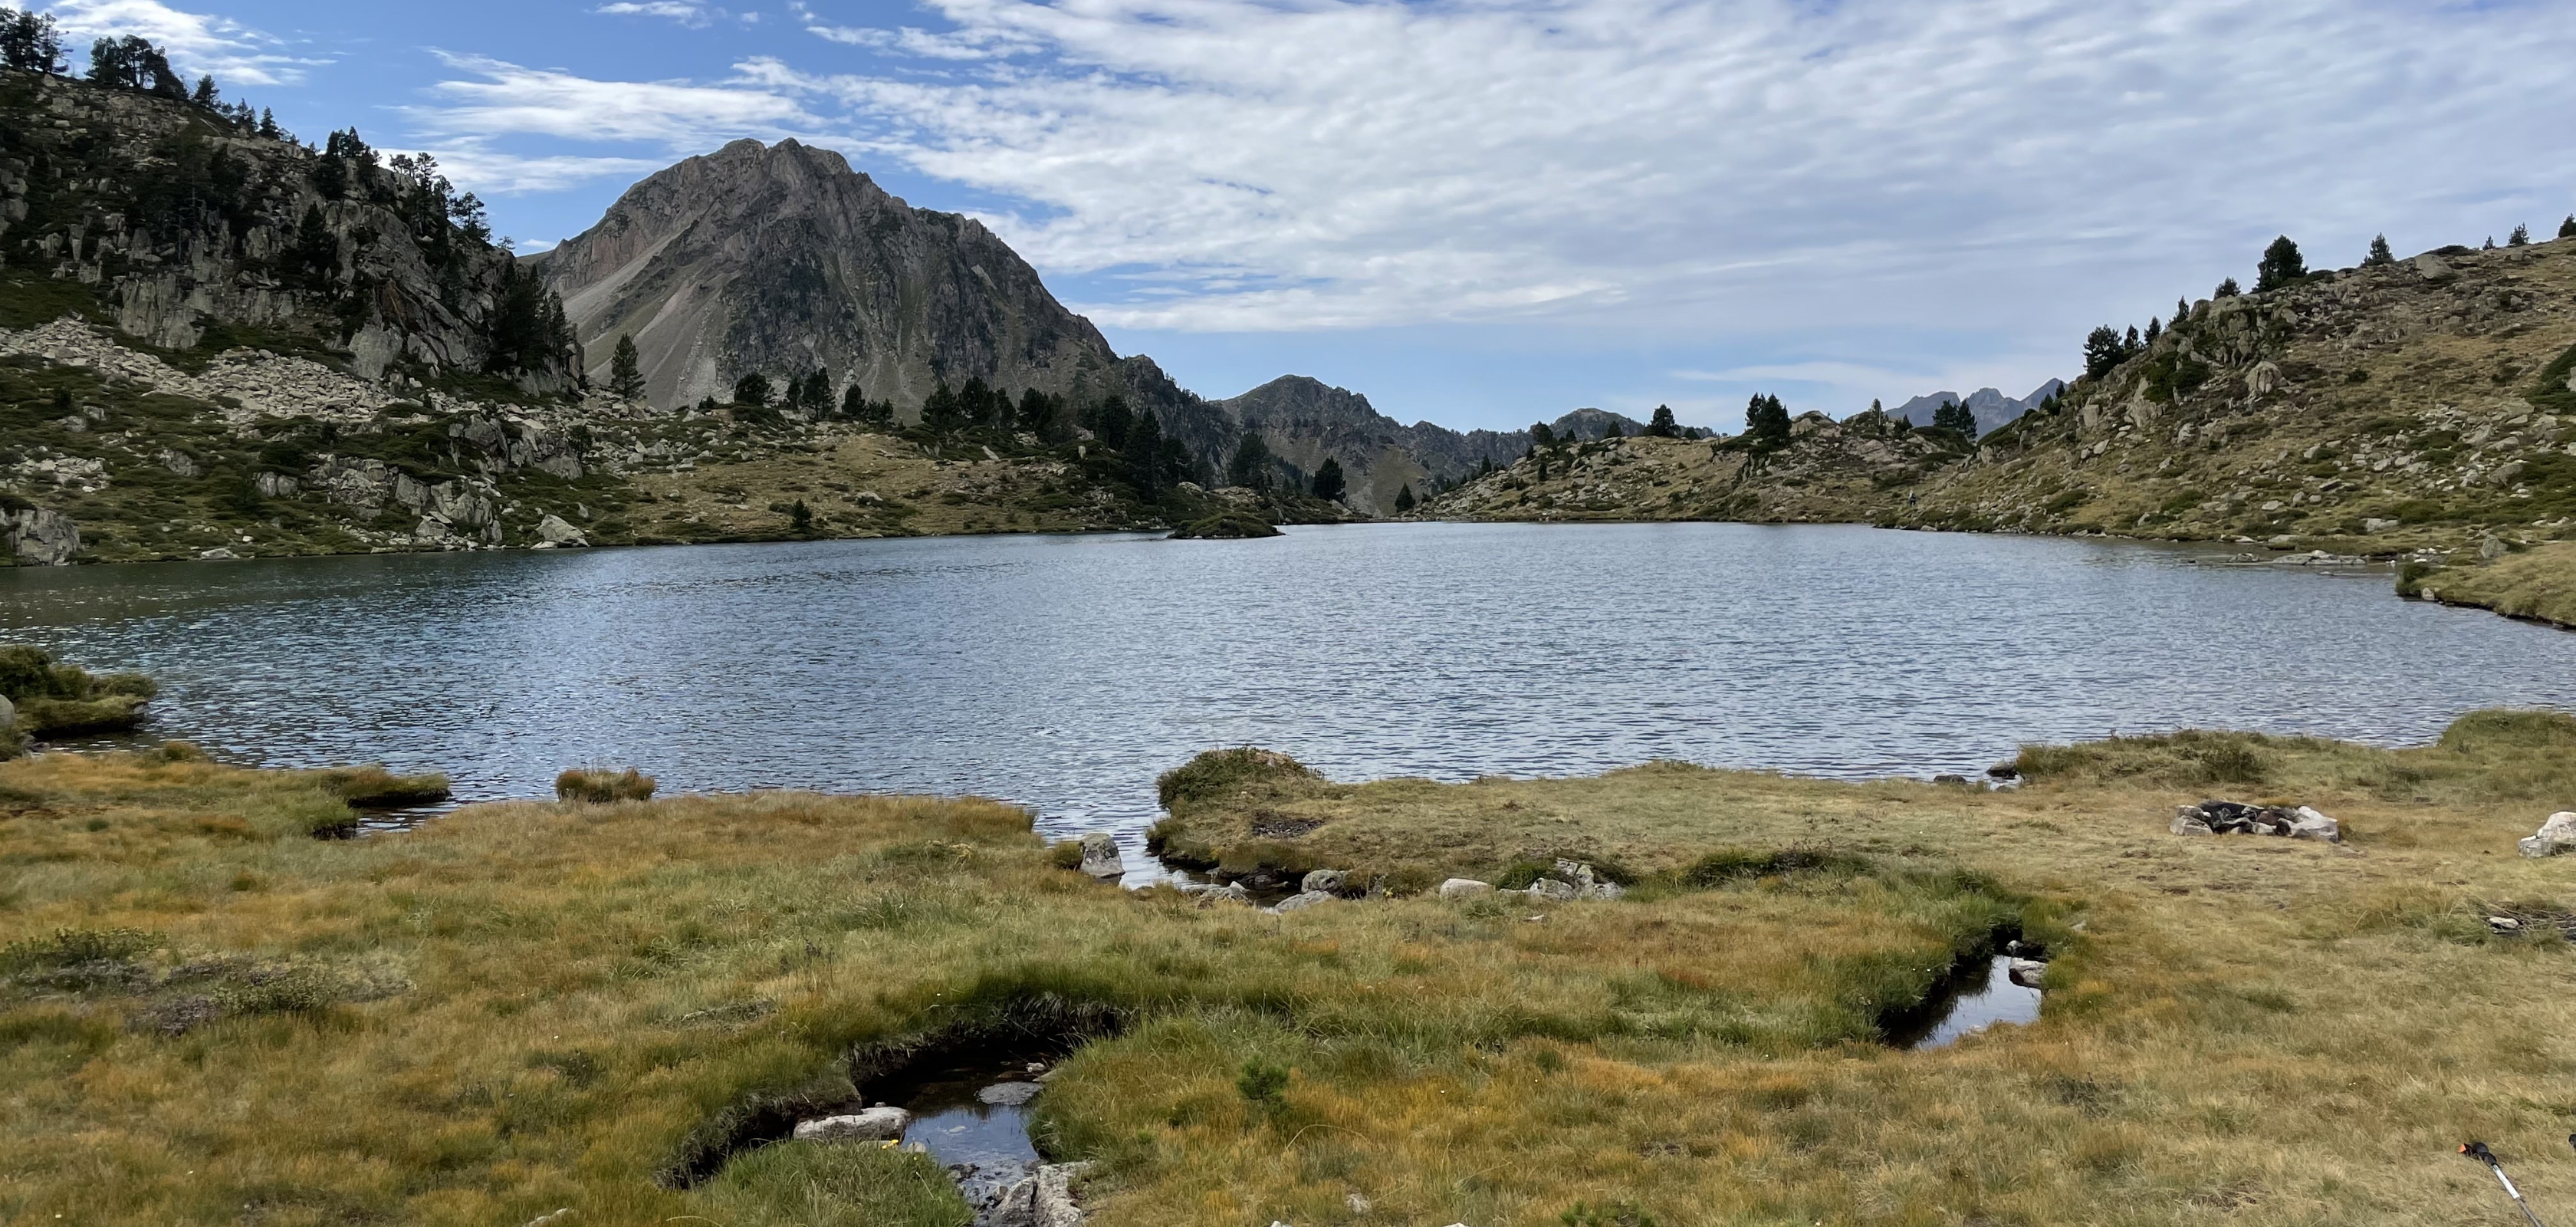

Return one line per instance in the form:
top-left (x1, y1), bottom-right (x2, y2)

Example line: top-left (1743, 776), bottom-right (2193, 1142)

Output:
top-left (2415, 541), bottom-right (2576, 629)
top-left (3, 712), bottom-right (2574, 1226)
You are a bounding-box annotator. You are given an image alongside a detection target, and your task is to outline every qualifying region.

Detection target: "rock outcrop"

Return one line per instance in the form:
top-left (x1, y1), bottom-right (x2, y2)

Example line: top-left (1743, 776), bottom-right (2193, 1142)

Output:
top-left (2171, 801), bottom-right (2341, 843)
top-left (2518, 811), bottom-right (2576, 857)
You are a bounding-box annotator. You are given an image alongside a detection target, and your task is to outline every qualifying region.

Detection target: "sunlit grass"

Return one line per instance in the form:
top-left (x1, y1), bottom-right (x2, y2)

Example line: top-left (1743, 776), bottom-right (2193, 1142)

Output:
top-left (3, 710), bottom-right (2574, 1225)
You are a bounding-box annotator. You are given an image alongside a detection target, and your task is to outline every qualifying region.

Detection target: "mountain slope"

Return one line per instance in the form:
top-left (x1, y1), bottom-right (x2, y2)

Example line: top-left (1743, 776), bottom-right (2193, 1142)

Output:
top-left (537, 139), bottom-right (1135, 415)
top-left (1431, 237), bottom-right (2576, 567)
top-left (1895, 239), bottom-right (2576, 548)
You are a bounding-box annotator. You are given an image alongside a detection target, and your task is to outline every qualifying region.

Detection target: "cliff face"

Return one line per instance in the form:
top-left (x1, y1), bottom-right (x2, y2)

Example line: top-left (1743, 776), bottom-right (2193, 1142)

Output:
top-left (0, 69), bottom-right (577, 387)
top-left (539, 140), bottom-right (1132, 414)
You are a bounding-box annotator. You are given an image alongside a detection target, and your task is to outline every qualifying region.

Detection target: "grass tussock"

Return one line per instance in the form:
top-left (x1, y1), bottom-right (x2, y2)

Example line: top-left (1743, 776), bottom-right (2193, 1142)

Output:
top-left (0, 644), bottom-right (156, 739)
top-left (556, 766), bottom-right (657, 804)
top-left (5, 710), bottom-right (2576, 1225)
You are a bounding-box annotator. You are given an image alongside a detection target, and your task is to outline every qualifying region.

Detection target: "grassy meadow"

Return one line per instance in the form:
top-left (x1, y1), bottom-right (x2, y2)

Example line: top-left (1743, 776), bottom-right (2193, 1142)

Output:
top-left (2407, 541), bottom-right (2576, 630)
top-left (2, 712), bottom-right (2574, 1225)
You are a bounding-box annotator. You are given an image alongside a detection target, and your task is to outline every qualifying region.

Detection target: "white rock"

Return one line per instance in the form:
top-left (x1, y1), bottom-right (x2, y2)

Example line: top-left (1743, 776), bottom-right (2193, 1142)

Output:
top-left (2519, 812), bottom-right (2576, 858)
top-left (1525, 877), bottom-right (1579, 902)
top-left (2287, 806), bottom-right (2341, 844)
top-left (1077, 831), bottom-right (1122, 879)
top-left (535, 514), bottom-right (588, 547)
top-left (792, 1106), bottom-right (909, 1142)
top-left (2008, 958), bottom-right (2049, 989)
top-left (1300, 869), bottom-right (1348, 896)
top-left (1436, 878), bottom-right (1492, 899)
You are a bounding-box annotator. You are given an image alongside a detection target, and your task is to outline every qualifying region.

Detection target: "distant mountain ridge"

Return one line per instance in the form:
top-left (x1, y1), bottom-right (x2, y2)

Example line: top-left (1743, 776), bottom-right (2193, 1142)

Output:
top-left (1884, 380), bottom-right (2065, 436)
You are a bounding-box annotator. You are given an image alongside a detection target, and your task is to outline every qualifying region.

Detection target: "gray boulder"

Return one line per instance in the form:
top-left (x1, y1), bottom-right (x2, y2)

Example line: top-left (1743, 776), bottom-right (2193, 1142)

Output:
top-left (2007, 958), bottom-right (2049, 989)
top-left (978, 1081), bottom-right (1043, 1107)
top-left (534, 514), bottom-right (589, 547)
top-left (4, 505), bottom-right (80, 565)
top-left (2518, 811), bottom-right (2576, 858)
top-left (2287, 806), bottom-right (2341, 844)
top-left (1437, 877), bottom-right (1492, 899)
top-left (1269, 890), bottom-right (1333, 914)
top-left (990, 1161), bottom-right (1093, 1227)
top-left (2170, 808), bottom-right (2214, 836)
top-left (792, 1106), bottom-right (910, 1142)
top-left (1524, 877), bottom-right (1578, 903)
top-left (1300, 869), bottom-right (1348, 896)
top-left (1077, 832), bottom-right (1123, 879)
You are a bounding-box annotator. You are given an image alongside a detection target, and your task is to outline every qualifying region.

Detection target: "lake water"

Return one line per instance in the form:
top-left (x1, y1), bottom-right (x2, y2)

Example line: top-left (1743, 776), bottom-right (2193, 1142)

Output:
top-left (6, 523), bottom-right (2574, 865)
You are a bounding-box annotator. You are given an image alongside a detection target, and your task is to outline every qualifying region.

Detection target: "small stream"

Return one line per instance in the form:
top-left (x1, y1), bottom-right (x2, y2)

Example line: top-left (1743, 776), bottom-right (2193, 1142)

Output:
top-left (1885, 956), bottom-right (2044, 1050)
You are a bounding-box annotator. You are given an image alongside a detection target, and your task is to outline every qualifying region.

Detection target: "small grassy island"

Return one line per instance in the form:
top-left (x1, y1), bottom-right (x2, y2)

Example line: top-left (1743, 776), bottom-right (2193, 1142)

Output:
top-left (1168, 512), bottom-right (1285, 539)
top-left (4, 687), bottom-right (2574, 1225)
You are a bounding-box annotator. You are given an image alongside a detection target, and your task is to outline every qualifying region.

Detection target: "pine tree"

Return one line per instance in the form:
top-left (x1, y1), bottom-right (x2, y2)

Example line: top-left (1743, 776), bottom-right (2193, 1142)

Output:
top-left (258, 108), bottom-right (278, 140)
top-left (1083, 395), bottom-right (1131, 450)
top-left (790, 500), bottom-right (813, 535)
top-left (2175, 295), bottom-right (2192, 322)
top-left (1530, 422), bottom-right (1557, 448)
top-left (1743, 393), bottom-right (1790, 446)
top-left (1395, 484), bottom-right (1415, 513)
top-left (608, 334), bottom-right (645, 402)
top-left (2144, 317), bottom-right (2162, 345)
top-left (292, 204), bottom-right (337, 291)
top-left (842, 385), bottom-right (869, 423)
top-left (2365, 234), bottom-right (2394, 266)
top-left (0, 8), bottom-right (67, 74)
top-left (2215, 277), bottom-right (2240, 298)
top-left (2254, 235), bottom-right (2306, 292)
top-left (1646, 404), bottom-right (1679, 437)
top-left (1310, 456), bottom-right (1347, 502)
top-left (922, 383), bottom-right (960, 433)
top-left (1125, 410), bottom-right (1165, 496)
top-left (2508, 223), bottom-right (2530, 248)
top-left (2083, 325), bottom-right (2127, 380)
top-left (1931, 398), bottom-right (1977, 438)
top-left (2561, 215), bottom-right (2576, 240)
top-left (191, 74), bottom-right (216, 106)
top-left (733, 372), bottom-right (773, 408)
top-left (1016, 389), bottom-right (1053, 434)
top-left (1227, 433), bottom-right (1273, 491)
top-left (1600, 419), bottom-right (1623, 439)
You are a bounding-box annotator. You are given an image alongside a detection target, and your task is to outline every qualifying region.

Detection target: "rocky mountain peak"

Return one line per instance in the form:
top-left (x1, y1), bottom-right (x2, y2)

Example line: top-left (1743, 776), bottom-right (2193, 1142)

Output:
top-left (539, 138), bottom-right (1122, 413)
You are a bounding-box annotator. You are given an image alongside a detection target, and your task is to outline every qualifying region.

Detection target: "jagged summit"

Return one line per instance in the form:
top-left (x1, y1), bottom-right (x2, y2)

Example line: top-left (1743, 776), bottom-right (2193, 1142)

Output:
top-left (537, 138), bottom-right (1131, 413)
top-left (1884, 381), bottom-right (2065, 436)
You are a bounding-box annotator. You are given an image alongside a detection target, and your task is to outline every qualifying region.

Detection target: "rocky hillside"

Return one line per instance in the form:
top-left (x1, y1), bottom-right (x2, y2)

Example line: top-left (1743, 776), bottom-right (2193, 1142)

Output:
top-left (1434, 236), bottom-right (2576, 571)
top-left (1425, 403), bottom-right (1956, 523)
top-left (1891, 239), bottom-right (2576, 554)
top-left (0, 68), bottom-right (1223, 565)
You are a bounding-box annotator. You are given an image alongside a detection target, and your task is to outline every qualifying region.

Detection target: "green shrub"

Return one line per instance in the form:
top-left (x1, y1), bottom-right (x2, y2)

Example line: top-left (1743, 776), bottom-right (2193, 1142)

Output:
top-left (1236, 1058), bottom-right (1290, 1110)
top-left (0, 927), bottom-right (158, 975)
top-left (1678, 847), bottom-right (1868, 887)
top-left (1155, 748), bottom-right (1321, 810)
top-left (557, 768), bottom-right (656, 804)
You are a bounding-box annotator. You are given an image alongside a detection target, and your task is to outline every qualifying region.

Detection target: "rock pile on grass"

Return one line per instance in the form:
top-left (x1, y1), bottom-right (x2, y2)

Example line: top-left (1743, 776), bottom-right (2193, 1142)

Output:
top-left (2170, 800), bottom-right (2341, 842)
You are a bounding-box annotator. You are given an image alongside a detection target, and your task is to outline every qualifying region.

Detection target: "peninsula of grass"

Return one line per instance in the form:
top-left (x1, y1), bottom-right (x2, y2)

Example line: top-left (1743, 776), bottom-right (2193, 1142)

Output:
top-left (2404, 541), bottom-right (2576, 629)
top-left (4, 712), bottom-right (2574, 1225)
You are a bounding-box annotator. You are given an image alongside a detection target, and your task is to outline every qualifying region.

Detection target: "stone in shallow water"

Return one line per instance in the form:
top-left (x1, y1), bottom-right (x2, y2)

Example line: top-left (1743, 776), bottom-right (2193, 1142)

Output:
top-left (791, 1106), bottom-right (910, 1142)
top-left (978, 1081), bottom-right (1043, 1107)
top-left (1077, 831), bottom-right (1122, 879)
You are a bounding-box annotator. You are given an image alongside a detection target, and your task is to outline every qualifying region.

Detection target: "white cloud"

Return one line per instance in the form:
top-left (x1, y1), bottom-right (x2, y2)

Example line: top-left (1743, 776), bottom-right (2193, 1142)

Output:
top-left (44, 0), bottom-right (326, 85)
top-left (595, 2), bottom-right (712, 23)
top-left (416, 0), bottom-right (2576, 392)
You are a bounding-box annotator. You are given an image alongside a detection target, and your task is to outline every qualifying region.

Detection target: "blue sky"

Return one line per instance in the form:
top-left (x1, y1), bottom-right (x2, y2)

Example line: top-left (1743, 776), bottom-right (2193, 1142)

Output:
top-left (34, 0), bottom-right (2576, 432)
